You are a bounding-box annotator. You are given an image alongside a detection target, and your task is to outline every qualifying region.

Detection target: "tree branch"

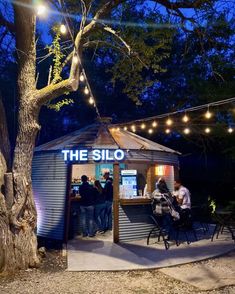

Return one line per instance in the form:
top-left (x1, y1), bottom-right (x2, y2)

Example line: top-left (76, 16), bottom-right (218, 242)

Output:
top-left (155, 0), bottom-right (211, 9)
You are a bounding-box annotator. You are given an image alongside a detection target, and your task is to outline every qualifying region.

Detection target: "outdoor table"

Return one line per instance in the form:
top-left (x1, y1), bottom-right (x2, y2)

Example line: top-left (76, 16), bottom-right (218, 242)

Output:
top-left (211, 209), bottom-right (234, 241)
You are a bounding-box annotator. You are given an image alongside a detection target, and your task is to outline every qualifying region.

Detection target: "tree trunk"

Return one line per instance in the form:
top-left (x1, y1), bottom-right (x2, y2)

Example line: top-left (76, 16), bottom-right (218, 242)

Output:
top-left (0, 1), bottom-right (40, 273)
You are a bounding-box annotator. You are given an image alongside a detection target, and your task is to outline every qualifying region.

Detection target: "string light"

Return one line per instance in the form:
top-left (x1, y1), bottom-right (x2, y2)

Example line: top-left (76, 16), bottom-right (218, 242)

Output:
top-left (205, 107), bottom-right (212, 119)
top-left (148, 129), bottom-right (153, 134)
top-left (79, 74), bottom-right (85, 82)
top-left (165, 128), bottom-right (171, 134)
top-left (182, 114), bottom-right (189, 123)
top-left (183, 128), bottom-right (190, 135)
top-left (140, 123), bottom-right (146, 129)
top-left (60, 24), bottom-right (67, 34)
top-left (205, 127), bottom-right (211, 134)
top-left (152, 121), bottom-right (158, 128)
top-left (131, 125), bottom-right (136, 132)
top-left (124, 126), bottom-right (128, 131)
top-left (116, 127), bottom-right (120, 131)
top-left (36, 4), bottom-right (47, 16)
top-left (228, 127), bottom-right (233, 133)
top-left (166, 118), bottom-right (173, 126)
top-left (88, 97), bottom-right (94, 105)
top-left (84, 87), bottom-right (89, 95)
top-left (73, 55), bottom-right (79, 64)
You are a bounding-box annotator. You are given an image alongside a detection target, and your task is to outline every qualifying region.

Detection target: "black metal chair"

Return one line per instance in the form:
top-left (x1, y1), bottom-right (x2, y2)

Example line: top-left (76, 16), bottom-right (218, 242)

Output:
top-left (172, 209), bottom-right (198, 246)
top-left (147, 215), bottom-right (170, 250)
top-left (211, 210), bottom-right (235, 242)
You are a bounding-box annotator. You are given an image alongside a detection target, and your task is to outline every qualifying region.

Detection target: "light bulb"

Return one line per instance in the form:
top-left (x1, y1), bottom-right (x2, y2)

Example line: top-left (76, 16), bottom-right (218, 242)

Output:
top-left (228, 127), bottom-right (233, 133)
top-left (36, 4), bottom-right (47, 16)
top-left (131, 125), bottom-right (136, 132)
top-left (73, 55), bottom-right (79, 64)
top-left (152, 121), bottom-right (158, 128)
top-left (116, 127), bottom-right (120, 131)
top-left (60, 24), bottom-right (67, 34)
top-left (205, 110), bottom-right (212, 119)
top-left (183, 128), bottom-right (190, 135)
top-left (148, 129), bottom-right (153, 134)
top-left (166, 118), bottom-right (173, 126)
top-left (205, 127), bottom-right (211, 134)
top-left (79, 74), bottom-right (85, 82)
top-left (182, 114), bottom-right (189, 123)
top-left (84, 87), bottom-right (89, 95)
top-left (124, 127), bottom-right (127, 131)
top-left (140, 123), bottom-right (146, 129)
top-left (88, 97), bottom-right (94, 104)
top-left (165, 128), bottom-right (171, 134)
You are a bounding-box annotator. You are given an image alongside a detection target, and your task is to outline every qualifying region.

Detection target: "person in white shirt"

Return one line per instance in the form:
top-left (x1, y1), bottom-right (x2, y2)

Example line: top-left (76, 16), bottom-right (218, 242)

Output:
top-left (174, 180), bottom-right (191, 210)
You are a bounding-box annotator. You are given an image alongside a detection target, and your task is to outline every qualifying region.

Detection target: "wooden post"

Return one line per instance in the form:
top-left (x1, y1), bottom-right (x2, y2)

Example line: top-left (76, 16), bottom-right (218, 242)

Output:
top-left (113, 162), bottom-right (120, 243)
top-left (4, 172), bottom-right (14, 210)
top-left (146, 164), bottom-right (155, 193)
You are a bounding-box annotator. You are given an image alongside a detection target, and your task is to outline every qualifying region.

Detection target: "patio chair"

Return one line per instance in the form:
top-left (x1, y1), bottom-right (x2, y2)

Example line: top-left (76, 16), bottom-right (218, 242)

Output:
top-left (173, 209), bottom-right (198, 246)
top-left (211, 210), bottom-right (235, 242)
top-left (147, 215), bottom-right (170, 250)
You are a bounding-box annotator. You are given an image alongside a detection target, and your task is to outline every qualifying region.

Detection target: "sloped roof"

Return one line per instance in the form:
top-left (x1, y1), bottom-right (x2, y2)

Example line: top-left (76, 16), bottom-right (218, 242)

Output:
top-left (35, 122), bottom-right (180, 154)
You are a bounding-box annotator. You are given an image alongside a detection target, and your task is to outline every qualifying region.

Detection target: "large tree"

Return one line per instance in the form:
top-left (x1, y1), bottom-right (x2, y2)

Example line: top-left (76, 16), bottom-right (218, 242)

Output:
top-left (0, 0), bottom-right (225, 272)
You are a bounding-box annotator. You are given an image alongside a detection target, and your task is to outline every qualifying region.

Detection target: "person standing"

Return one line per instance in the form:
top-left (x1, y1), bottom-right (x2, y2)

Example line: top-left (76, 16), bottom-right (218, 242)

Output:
top-left (79, 175), bottom-right (96, 237)
top-left (94, 180), bottom-right (106, 233)
top-left (103, 172), bottom-right (113, 231)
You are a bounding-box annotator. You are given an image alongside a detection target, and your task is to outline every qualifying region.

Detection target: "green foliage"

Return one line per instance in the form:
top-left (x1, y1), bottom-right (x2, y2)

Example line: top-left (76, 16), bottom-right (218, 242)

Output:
top-left (47, 99), bottom-right (74, 112)
top-left (208, 196), bottom-right (216, 214)
top-left (47, 25), bottom-right (65, 84)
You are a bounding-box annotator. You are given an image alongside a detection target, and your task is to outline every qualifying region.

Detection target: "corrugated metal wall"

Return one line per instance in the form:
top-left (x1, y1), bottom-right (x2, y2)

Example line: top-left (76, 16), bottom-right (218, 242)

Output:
top-left (119, 204), bottom-right (154, 242)
top-left (32, 152), bottom-right (68, 240)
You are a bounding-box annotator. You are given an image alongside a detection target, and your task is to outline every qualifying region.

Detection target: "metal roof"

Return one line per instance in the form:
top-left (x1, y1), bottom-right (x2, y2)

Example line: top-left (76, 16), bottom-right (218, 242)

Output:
top-left (35, 122), bottom-right (180, 154)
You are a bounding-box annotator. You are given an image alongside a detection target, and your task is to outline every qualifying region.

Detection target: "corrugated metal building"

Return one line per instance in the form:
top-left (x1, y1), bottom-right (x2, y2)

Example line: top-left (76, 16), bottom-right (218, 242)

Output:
top-left (32, 119), bottom-right (180, 242)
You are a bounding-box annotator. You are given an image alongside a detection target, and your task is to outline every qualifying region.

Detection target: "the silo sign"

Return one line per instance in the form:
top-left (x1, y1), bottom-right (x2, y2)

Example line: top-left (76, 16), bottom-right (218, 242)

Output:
top-left (62, 149), bottom-right (125, 162)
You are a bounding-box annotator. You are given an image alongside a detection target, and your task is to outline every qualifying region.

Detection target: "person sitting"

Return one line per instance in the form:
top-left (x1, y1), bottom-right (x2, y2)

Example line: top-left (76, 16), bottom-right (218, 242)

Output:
top-left (79, 175), bottom-right (96, 237)
top-left (93, 180), bottom-right (106, 234)
top-left (173, 179), bottom-right (192, 227)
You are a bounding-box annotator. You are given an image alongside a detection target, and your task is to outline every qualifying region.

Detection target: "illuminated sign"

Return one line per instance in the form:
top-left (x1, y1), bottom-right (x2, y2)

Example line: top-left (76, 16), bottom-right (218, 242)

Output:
top-left (62, 149), bottom-right (125, 162)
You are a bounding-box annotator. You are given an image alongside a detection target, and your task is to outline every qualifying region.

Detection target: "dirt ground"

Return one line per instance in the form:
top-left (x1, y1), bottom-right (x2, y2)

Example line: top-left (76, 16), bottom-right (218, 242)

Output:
top-left (0, 250), bottom-right (234, 294)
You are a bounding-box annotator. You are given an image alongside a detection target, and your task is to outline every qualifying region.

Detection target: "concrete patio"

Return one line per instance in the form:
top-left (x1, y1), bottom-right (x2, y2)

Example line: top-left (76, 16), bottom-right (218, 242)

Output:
top-left (67, 225), bottom-right (234, 271)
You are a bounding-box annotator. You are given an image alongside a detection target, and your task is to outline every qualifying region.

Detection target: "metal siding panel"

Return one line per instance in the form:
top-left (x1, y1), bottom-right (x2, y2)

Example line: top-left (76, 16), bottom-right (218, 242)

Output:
top-left (32, 153), bottom-right (67, 240)
top-left (119, 205), bottom-right (154, 242)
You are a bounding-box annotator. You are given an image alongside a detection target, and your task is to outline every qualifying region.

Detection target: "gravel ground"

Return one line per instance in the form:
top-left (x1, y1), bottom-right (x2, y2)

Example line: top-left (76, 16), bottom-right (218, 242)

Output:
top-left (0, 250), bottom-right (234, 294)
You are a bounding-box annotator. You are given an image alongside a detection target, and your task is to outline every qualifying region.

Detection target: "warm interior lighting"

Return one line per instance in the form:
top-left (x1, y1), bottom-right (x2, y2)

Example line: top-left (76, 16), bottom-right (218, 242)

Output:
top-left (148, 128), bottom-right (153, 134)
top-left (166, 118), bottom-right (173, 126)
top-left (60, 24), bottom-right (67, 34)
top-left (152, 121), bottom-right (158, 128)
top-left (205, 127), bottom-right (211, 133)
top-left (182, 114), bottom-right (189, 123)
top-left (155, 165), bottom-right (165, 176)
top-left (84, 87), bottom-right (89, 95)
top-left (183, 128), bottom-right (190, 135)
top-left (140, 123), bottom-right (146, 129)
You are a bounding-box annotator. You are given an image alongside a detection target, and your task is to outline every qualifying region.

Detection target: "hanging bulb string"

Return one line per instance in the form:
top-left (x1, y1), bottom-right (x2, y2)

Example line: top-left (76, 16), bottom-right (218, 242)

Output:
top-left (114, 96), bottom-right (235, 127)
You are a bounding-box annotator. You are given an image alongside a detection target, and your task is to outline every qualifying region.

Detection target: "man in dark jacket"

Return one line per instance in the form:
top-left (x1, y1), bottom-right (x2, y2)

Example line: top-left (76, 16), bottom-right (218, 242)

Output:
top-left (79, 175), bottom-right (96, 237)
top-left (103, 172), bottom-right (113, 231)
